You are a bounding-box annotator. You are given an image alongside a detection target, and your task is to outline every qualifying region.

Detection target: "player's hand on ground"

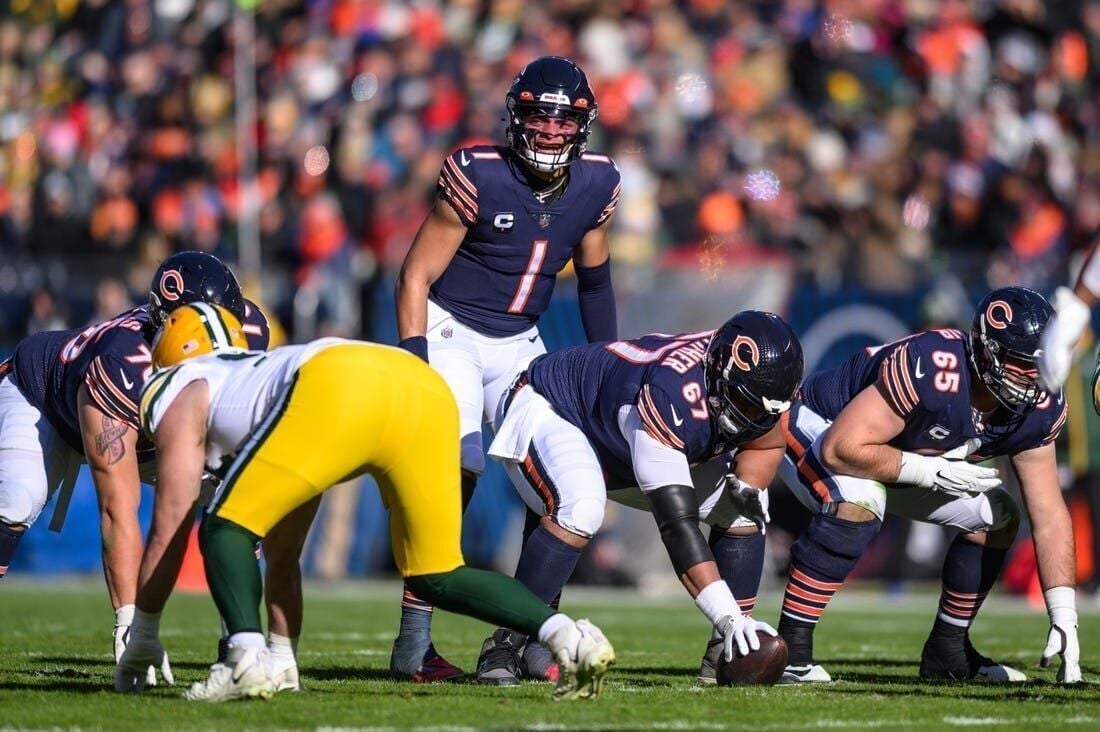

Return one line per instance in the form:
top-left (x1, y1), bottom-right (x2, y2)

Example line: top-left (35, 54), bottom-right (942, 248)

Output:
top-left (715, 613), bottom-right (777, 661)
top-left (725, 475), bottom-right (769, 534)
top-left (113, 605), bottom-right (174, 689)
top-left (1041, 620), bottom-right (1082, 684)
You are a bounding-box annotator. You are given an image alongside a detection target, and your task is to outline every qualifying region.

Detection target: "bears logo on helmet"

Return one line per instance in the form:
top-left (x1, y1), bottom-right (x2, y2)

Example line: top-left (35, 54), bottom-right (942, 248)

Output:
top-left (149, 251), bottom-right (245, 326)
top-left (704, 311), bottom-right (804, 437)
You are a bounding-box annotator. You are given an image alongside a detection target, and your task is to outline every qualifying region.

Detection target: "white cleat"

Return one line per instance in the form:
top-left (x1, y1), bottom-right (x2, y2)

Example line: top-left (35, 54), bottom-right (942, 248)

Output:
top-left (975, 663), bottom-right (1027, 683)
top-left (779, 663), bottom-right (833, 684)
top-left (547, 619), bottom-right (615, 700)
top-left (270, 660), bottom-right (301, 693)
top-left (183, 647), bottom-right (275, 702)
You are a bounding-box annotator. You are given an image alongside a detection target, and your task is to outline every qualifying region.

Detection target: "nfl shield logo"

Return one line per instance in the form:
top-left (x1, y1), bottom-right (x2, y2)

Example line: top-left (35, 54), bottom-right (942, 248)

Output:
top-left (441, 327), bottom-right (453, 339)
top-left (536, 213), bottom-right (552, 229)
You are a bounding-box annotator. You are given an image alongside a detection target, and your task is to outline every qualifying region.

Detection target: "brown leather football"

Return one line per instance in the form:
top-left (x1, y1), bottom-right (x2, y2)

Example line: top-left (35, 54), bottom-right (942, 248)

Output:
top-left (715, 632), bottom-right (789, 686)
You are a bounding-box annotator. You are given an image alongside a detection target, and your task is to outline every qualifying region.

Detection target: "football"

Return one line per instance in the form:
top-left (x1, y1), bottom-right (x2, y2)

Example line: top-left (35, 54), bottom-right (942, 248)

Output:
top-left (715, 632), bottom-right (789, 686)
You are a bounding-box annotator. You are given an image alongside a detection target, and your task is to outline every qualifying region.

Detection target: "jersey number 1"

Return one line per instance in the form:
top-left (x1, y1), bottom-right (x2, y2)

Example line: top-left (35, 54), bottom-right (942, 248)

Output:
top-left (507, 240), bottom-right (548, 314)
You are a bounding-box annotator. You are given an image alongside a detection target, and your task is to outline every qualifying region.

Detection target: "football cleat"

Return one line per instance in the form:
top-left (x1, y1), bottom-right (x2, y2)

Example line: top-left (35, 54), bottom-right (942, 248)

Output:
top-left (411, 647), bottom-right (464, 684)
top-left (183, 646), bottom-right (275, 702)
top-left (697, 636), bottom-right (724, 685)
top-left (521, 640), bottom-right (559, 682)
top-left (547, 619), bottom-right (615, 701)
top-left (919, 632), bottom-right (1027, 683)
top-left (778, 663), bottom-right (833, 684)
top-left (476, 629), bottom-right (524, 686)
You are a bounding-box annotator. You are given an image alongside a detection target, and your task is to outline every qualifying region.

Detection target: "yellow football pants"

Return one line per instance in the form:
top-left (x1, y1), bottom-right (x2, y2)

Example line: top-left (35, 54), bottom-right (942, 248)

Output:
top-left (213, 342), bottom-right (464, 577)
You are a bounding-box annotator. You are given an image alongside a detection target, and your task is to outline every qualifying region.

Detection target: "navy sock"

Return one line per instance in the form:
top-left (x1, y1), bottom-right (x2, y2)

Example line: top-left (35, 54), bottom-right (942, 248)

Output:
top-left (0, 521), bottom-right (25, 579)
top-left (709, 529), bottom-right (765, 615)
top-left (779, 511), bottom-right (881, 665)
top-left (934, 535), bottom-right (1008, 630)
top-left (514, 523), bottom-right (582, 607)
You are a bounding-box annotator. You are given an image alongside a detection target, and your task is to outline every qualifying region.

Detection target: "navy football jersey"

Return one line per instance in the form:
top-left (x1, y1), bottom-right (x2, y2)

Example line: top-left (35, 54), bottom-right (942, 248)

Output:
top-left (527, 332), bottom-right (772, 486)
top-left (7, 300), bottom-right (270, 457)
top-left (801, 328), bottom-right (1065, 457)
top-left (430, 145), bottom-right (620, 337)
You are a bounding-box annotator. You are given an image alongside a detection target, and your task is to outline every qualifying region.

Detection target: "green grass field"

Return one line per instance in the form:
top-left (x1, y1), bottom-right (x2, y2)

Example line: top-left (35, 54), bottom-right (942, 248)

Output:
top-left (2, 579), bottom-right (1099, 730)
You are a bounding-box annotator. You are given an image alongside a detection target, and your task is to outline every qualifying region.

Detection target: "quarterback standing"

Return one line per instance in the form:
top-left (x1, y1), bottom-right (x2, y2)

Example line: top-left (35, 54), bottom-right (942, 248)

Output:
top-left (483, 311), bottom-right (804, 684)
top-left (0, 251), bottom-right (268, 686)
top-left (772, 287), bottom-right (1080, 684)
top-left (393, 55), bottom-right (620, 681)
top-left (114, 304), bottom-right (614, 702)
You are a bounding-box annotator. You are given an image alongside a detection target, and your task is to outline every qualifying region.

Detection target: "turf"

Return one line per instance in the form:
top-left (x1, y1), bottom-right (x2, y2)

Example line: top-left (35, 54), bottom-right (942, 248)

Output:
top-left (2, 579), bottom-right (1099, 730)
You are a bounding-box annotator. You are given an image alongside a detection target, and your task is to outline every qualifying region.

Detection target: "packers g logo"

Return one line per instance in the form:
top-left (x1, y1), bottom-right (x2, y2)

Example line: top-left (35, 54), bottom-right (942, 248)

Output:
top-left (730, 335), bottom-right (760, 372)
top-left (985, 300), bottom-right (1013, 330)
top-left (158, 269), bottom-right (185, 302)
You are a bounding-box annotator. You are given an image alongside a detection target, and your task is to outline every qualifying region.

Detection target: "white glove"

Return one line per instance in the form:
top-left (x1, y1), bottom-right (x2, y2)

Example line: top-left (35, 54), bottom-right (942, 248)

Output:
top-left (725, 476), bottom-right (769, 534)
top-left (715, 613), bottom-right (778, 661)
top-left (897, 440), bottom-right (1001, 497)
top-left (1041, 587), bottom-right (1082, 683)
top-left (1039, 287), bottom-right (1091, 391)
top-left (114, 609), bottom-right (174, 692)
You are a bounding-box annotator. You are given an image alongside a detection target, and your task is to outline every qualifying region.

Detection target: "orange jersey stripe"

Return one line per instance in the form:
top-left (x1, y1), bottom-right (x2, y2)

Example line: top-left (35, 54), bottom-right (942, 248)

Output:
top-left (444, 157), bottom-right (478, 200)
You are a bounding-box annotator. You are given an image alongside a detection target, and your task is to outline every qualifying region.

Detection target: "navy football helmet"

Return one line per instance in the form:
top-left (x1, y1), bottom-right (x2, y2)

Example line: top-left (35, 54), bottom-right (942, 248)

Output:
top-left (704, 311), bottom-right (804, 437)
top-left (969, 286), bottom-right (1053, 412)
top-left (505, 56), bottom-right (597, 173)
top-left (149, 251), bottom-right (245, 326)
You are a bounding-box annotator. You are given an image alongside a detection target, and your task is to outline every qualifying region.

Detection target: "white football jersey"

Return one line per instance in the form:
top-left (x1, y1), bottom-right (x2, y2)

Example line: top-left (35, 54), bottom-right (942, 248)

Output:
top-left (140, 337), bottom-right (352, 472)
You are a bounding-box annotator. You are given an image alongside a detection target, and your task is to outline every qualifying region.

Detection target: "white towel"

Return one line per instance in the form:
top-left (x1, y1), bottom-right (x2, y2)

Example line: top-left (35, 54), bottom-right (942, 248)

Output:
top-left (487, 384), bottom-right (556, 463)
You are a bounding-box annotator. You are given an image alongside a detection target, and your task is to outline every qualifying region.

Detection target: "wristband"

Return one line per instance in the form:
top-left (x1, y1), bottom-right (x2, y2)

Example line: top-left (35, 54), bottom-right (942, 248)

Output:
top-left (897, 452), bottom-right (931, 487)
top-left (1044, 586), bottom-right (1078, 627)
top-left (131, 608), bottom-right (162, 639)
top-left (115, 604), bottom-right (136, 626)
top-left (398, 336), bottom-right (429, 363)
top-left (694, 580), bottom-right (740, 626)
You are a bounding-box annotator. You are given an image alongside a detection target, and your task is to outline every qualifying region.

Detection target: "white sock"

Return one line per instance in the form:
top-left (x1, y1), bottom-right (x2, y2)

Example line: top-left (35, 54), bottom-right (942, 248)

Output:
top-left (228, 631), bottom-right (266, 651)
top-left (268, 632), bottom-right (298, 661)
top-left (536, 613), bottom-right (574, 645)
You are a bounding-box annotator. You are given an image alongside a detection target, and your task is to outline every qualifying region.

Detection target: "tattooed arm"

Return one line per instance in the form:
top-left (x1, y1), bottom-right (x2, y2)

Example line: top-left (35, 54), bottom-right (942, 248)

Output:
top-left (78, 385), bottom-right (142, 610)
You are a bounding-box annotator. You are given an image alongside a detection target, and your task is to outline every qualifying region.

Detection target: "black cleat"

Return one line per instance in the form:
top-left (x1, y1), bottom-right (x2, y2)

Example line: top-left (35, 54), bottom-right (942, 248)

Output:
top-left (919, 627), bottom-right (1026, 682)
top-left (476, 629), bottom-right (524, 686)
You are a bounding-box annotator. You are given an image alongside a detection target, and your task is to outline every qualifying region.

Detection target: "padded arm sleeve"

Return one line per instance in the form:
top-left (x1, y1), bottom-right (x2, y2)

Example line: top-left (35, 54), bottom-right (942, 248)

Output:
top-left (576, 257), bottom-right (617, 343)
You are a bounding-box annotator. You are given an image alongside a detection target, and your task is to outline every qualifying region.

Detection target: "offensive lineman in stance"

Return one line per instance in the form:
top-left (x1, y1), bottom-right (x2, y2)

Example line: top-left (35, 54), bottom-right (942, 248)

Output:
top-left (114, 304), bottom-right (615, 701)
top-left (772, 287), bottom-right (1080, 684)
top-left (395, 56), bottom-right (620, 682)
top-left (0, 251), bottom-right (269, 687)
top-left (484, 312), bottom-right (803, 683)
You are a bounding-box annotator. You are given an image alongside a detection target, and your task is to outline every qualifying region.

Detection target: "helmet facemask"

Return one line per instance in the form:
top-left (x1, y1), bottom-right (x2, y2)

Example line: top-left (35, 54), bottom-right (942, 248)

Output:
top-left (506, 101), bottom-right (593, 174)
top-left (709, 380), bottom-right (790, 437)
top-left (969, 328), bottom-right (1046, 413)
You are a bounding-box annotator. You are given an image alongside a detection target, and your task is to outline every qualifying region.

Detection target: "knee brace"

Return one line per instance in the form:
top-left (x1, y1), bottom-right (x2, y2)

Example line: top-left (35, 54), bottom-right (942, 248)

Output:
top-left (791, 510), bottom-right (882, 580)
top-left (557, 495), bottom-right (605, 539)
top-left (647, 485), bottom-right (712, 575)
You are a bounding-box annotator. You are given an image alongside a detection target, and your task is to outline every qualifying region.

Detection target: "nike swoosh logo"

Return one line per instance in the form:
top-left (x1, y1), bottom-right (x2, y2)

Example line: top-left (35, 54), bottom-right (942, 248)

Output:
top-left (528, 335), bottom-right (538, 343)
top-left (460, 151), bottom-right (470, 167)
top-left (120, 370), bottom-right (135, 390)
top-left (914, 358), bottom-right (925, 379)
top-left (670, 406), bottom-right (684, 427)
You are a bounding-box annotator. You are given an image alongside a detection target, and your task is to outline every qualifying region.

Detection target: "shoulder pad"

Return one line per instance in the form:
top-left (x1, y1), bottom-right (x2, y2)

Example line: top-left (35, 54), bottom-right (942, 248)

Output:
top-left (437, 147), bottom-right (484, 227)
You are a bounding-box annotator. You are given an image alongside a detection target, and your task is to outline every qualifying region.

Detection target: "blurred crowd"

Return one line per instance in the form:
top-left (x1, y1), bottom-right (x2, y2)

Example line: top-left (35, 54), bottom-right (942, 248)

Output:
top-left (0, 0), bottom-right (1097, 345)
